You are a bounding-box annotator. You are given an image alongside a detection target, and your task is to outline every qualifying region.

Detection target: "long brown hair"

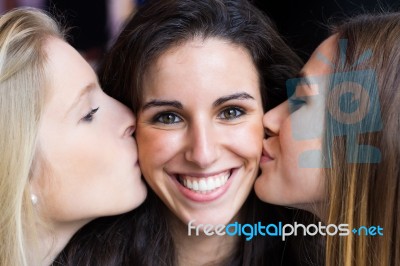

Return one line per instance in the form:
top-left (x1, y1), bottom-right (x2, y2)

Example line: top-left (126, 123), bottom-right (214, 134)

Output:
top-left (324, 13), bottom-right (400, 266)
top-left (55, 0), bottom-right (307, 265)
top-left (99, 0), bottom-right (302, 113)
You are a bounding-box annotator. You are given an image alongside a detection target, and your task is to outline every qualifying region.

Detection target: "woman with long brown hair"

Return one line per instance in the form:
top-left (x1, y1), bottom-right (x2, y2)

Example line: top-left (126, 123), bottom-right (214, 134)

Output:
top-left (257, 12), bottom-right (400, 266)
top-left (56, 0), bottom-right (307, 265)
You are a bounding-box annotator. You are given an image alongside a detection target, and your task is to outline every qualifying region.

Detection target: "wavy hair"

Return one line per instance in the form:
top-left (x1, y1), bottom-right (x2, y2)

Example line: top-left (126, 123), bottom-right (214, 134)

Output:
top-left (56, 1), bottom-right (308, 265)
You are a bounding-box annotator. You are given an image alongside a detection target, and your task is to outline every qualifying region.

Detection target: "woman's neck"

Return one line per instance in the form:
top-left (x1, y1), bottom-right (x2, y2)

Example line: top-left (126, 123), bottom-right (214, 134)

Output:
top-left (32, 219), bottom-right (87, 265)
top-left (293, 202), bottom-right (327, 223)
top-left (168, 212), bottom-right (241, 266)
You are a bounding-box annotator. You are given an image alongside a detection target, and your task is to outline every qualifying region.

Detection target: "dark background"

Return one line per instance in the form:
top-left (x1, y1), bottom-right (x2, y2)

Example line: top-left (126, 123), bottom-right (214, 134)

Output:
top-left (3, 0), bottom-right (399, 63)
top-left (42, 0), bottom-right (400, 62)
top-left (254, 0), bottom-right (400, 60)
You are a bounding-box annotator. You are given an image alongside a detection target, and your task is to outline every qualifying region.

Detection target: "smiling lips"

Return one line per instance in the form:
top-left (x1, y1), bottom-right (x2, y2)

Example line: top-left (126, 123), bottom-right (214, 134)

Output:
top-left (177, 170), bottom-right (231, 193)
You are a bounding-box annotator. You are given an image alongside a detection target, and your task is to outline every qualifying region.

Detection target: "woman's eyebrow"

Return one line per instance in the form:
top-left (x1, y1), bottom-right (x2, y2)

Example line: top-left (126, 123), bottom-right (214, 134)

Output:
top-left (294, 71), bottom-right (320, 97)
top-left (213, 92), bottom-right (255, 107)
top-left (296, 71), bottom-right (305, 79)
top-left (295, 71), bottom-right (311, 85)
top-left (142, 100), bottom-right (183, 110)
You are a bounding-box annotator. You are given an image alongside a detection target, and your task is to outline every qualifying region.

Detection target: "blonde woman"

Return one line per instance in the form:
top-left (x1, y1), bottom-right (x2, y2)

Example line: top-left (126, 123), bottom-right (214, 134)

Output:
top-left (0, 8), bottom-right (147, 265)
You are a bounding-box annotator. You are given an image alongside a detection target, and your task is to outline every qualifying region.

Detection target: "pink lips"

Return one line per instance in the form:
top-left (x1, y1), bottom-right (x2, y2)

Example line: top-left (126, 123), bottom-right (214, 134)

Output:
top-left (260, 141), bottom-right (274, 164)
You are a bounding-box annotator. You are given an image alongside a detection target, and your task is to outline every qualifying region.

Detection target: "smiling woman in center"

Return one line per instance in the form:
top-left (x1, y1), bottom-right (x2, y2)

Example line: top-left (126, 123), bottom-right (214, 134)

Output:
top-left (55, 0), bottom-right (304, 264)
top-left (137, 37), bottom-right (264, 226)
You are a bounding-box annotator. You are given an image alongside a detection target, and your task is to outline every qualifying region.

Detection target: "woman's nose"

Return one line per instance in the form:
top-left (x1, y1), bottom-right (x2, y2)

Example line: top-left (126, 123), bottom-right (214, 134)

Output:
top-left (111, 96), bottom-right (136, 138)
top-left (184, 121), bottom-right (219, 168)
top-left (262, 101), bottom-right (289, 137)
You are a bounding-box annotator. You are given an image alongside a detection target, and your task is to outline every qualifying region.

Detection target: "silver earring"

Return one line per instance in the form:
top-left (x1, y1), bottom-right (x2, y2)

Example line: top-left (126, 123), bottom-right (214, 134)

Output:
top-left (31, 194), bottom-right (38, 205)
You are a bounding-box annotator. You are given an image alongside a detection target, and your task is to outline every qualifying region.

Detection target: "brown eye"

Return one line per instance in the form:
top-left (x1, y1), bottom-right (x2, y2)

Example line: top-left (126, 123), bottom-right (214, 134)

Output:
top-left (154, 112), bottom-right (182, 124)
top-left (218, 107), bottom-right (244, 120)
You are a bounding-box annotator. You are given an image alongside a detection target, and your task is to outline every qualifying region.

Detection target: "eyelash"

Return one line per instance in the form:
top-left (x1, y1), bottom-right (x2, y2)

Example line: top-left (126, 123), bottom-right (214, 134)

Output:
top-left (152, 112), bottom-right (182, 124)
top-left (151, 106), bottom-right (245, 125)
top-left (288, 97), bottom-right (307, 113)
top-left (81, 107), bottom-right (99, 122)
top-left (217, 106), bottom-right (245, 120)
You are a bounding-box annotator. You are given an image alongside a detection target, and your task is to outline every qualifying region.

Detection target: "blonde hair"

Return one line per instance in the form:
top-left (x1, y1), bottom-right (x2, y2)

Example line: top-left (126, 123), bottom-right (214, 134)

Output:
top-left (324, 12), bottom-right (400, 266)
top-left (0, 8), bottom-right (63, 266)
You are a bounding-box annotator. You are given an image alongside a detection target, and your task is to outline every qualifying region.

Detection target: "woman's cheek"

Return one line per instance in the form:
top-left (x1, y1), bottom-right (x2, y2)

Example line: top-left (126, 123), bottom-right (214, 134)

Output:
top-left (229, 121), bottom-right (264, 159)
top-left (137, 128), bottom-right (182, 169)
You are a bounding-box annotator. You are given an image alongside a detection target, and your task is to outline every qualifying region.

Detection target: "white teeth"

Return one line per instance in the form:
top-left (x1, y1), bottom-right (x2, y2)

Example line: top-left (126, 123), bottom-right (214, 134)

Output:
top-left (215, 178), bottom-right (221, 187)
top-left (207, 178), bottom-right (215, 189)
top-left (187, 179), bottom-right (193, 189)
top-left (193, 180), bottom-right (199, 190)
top-left (178, 171), bottom-right (231, 193)
top-left (199, 180), bottom-right (207, 191)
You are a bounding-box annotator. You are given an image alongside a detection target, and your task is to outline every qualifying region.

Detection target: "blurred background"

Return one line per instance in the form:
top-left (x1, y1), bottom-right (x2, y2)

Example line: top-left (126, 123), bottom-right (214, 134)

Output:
top-left (0, 0), bottom-right (141, 67)
top-left (1, 0), bottom-right (398, 65)
top-left (254, 0), bottom-right (400, 61)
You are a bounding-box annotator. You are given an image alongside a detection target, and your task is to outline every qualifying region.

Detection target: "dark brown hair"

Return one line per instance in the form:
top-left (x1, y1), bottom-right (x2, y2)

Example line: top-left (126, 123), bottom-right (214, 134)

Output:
top-left (99, 0), bottom-right (302, 112)
top-left (55, 0), bottom-right (307, 265)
